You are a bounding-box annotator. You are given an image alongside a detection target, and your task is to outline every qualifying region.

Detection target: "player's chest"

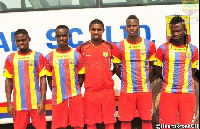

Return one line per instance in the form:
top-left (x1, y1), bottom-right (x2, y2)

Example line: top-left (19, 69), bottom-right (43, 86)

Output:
top-left (121, 43), bottom-right (148, 61)
top-left (166, 47), bottom-right (192, 63)
top-left (83, 47), bottom-right (111, 61)
top-left (12, 55), bottom-right (36, 70)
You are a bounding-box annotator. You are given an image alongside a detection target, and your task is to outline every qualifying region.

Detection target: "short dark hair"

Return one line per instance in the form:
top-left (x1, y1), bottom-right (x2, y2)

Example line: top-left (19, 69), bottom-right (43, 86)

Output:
top-left (56, 25), bottom-right (69, 31)
top-left (126, 15), bottom-right (139, 23)
top-left (89, 19), bottom-right (104, 29)
top-left (14, 29), bottom-right (29, 37)
top-left (170, 15), bottom-right (185, 25)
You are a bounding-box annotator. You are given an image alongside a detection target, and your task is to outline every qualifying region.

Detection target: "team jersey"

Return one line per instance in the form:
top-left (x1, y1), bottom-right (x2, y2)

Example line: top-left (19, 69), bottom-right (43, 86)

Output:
top-left (3, 50), bottom-right (45, 111)
top-left (115, 38), bottom-right (156, 93)
top-left (154, 42), bottom-right (199, 93)
top-left (45, 48), bottom-right (84, 105)
top-left (76, 40), bottom-right (120, 92)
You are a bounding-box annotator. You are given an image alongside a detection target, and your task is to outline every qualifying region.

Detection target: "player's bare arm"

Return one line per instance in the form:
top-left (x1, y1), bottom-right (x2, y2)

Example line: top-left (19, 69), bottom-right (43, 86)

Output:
top-left (155, 66), bottom-right (163, 80)
top-left (5, 78), bottom-right (15, 116)
top-left (78, 74), bottom-right (85, 87)
top-left (192, 68), bottom-right (198, 82)
top-left (37, 76), bottom-right (47, 114)
top-left (47, 76), bottom-right (53, 91)
top-left (113, 63), bottom-right (121, 79)
top-left (149, 61), bottom-right (154, 81)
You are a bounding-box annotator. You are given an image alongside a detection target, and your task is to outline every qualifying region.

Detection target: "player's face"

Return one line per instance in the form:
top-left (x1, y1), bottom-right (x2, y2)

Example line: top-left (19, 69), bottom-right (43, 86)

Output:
top-left (170, 22), bottom-right (186, 43)
top-left (89, 24), bottom-right (104, 41)
top-left (55, 28), bottom-right (70, 47)
top-left (14, 34), bottom-right (30, 51)
top-left (126, 19), bottom-right (140, 38)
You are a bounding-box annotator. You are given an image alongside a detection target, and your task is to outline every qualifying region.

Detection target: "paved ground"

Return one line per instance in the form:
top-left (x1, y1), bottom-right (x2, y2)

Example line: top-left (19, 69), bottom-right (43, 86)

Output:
top-left (0, 117), bottom-right (144, 129)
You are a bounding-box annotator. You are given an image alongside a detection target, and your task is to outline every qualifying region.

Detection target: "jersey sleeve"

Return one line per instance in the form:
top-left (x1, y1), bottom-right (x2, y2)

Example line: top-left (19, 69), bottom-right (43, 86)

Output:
top-left (45, 54), bottom-right (53, 76)
top-left (112, 43), bottom-right (121, 63)
top-left (3, 56), bottom-right (13, 78)
top-left (192, 46), bottom-right (199, 68)
top-left (77, 53), bottom-right (85, 74)
top-left (37, 54), bottom-right (46, 77)
top-left (154, 47), bottom-right (164, 66)
top-left (149, 41), bottom-right (156, 61)
top-left (76, 45), bottom-right (81, 53)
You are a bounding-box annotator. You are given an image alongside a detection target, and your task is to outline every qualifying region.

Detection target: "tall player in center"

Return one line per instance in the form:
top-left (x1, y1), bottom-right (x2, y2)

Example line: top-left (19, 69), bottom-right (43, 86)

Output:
top-left (76, 19), bottom-right (120, 129)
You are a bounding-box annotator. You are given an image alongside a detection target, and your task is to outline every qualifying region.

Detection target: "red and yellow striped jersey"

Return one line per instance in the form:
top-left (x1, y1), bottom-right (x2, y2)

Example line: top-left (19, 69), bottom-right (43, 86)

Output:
top-left (45, 48), bottom-right (84, 105)
top-left (154, 42), bottom-right (199, 93)
top-left (115, 38), bottom-right (156, 93)
top-left (3, 51), bottom-right (45, 111)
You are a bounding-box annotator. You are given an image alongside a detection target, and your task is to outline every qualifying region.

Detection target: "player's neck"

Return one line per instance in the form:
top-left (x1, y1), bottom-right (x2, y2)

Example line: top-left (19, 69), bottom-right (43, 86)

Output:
top-left (127, 36), bottom-right (140, 43)
top-left (171, 38), bottom-right (185, 46)
top-left (18, 49), bottom-right (31, 54)
top-left (90, 39), bottom-right (103, 46)
top-left (57, 46), bottom-right (71, 52)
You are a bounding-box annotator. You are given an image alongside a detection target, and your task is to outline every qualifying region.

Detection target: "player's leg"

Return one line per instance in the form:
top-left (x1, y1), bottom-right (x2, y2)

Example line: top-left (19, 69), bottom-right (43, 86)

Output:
top-left (137, 91), bottom-right (152, 129)
top-left (13, 110), bottom-right (30, 129)
top-left (30, 109), bottom-right (46, 129)
top-left (101, 90), bottom-right (116, 129)
top-left (51, 100), bottom-right (69, 129)
top-left (118, 92), bottom-right (136, 129)
top-left (69, 94), bottom-right (84, 129)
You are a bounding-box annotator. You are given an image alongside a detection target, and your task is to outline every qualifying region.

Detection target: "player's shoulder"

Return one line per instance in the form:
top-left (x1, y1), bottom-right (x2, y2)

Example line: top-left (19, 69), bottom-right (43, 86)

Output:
top-left (77, 41), bottom-right (90, 53)
top-left (102, 40), bottom-right (116, 49)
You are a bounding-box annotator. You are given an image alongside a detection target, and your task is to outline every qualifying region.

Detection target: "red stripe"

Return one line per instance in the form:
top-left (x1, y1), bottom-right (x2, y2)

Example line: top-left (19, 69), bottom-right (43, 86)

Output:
top-left (135, 50), bottom-right (142, 91)
top-left (121, 40), bottom-right (127, 92)
top-left (178, 53), bottom-right (185, 88)
top-left (64, 59), bottom-right (72, 97)
top-left (9, 53), bottom-right (17, 109)
top-left (50, 52), bottom-right (57, 105)
top-left (24, 60), bottom-right (31, 109)
top-left (163, 44), bottom-right (169, 91)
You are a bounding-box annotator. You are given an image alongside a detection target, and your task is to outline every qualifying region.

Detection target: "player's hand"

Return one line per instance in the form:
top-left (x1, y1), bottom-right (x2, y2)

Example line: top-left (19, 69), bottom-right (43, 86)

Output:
top-left (7, 103), bottom-right (15, 116)
top-left (37, 102), bottom-right (45, 114)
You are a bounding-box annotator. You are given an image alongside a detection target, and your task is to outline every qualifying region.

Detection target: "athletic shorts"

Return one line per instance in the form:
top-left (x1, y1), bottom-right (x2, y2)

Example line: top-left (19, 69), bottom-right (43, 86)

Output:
top-left (159, 92), bottom-right (196, 125)
top-left (118, 91), bottom-right (152, 121)
top-left (52, 94), bottom-right (84, 129)
top-left (13, 109), bottom-right (46, 129)
top-left (84, 89), bottom-right (116, 125)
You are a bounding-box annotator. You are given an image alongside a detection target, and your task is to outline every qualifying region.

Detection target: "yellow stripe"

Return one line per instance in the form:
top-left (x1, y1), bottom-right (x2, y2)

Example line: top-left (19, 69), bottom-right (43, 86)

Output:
top-left (78, 67), bottom-right (85, 74)
top-left (140, 42), bottom-right (148, 92)
top-left (13, 53), bottom-right (22, 110)
top-left (149, 54), bottom-right (155, 61)
top-left (124, 40), bottom-right (133, 93)
top-left (3, 69), bottom-right (13, 78)
top-left (165, 44), bottom-right (175, 93)
top-left (39, 68), bottom-right (45, 77)
top-left (112, 55), bottom-right (121, 63)
top-left (69, 51), bottom-right (77, 96)
top-left (53, 50), bottom-right (62, 104)
top-left (0, 107), bottom-right (7, 113)
top-left (29, 52), bottom-right (37, 109)
top-left (154, 58), bottom-right (163, 66)
top-left (182, 47), bottom-right (191, 93)
top-left (192, 60), bottom-right (199, 68)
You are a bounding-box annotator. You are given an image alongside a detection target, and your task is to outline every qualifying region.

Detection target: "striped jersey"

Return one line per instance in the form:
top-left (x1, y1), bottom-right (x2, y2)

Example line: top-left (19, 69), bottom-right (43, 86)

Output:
top-left (76, 40), bottom-right (120, 92)
top-left (115, 38), bottom-right (156, 93)
top-left (3, 51), bottom-right (45, 111)
top-left (154, 42), bottom-right (199, 93)
top-left (45, 48), bottom-right (84, 105)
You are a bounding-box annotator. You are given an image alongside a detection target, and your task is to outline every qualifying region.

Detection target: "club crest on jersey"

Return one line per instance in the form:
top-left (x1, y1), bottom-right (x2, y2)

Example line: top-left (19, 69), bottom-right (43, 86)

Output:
top-left (103, 52), bottom-right (108, 58)
top-left (186, 53), bottom-right (191, 59)
top-left (69, 59), bottom-right (75, 64)
top-left (29, 60), bottom-right (34, 66)
top-left (140, 50), bottom-right (146, 55)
